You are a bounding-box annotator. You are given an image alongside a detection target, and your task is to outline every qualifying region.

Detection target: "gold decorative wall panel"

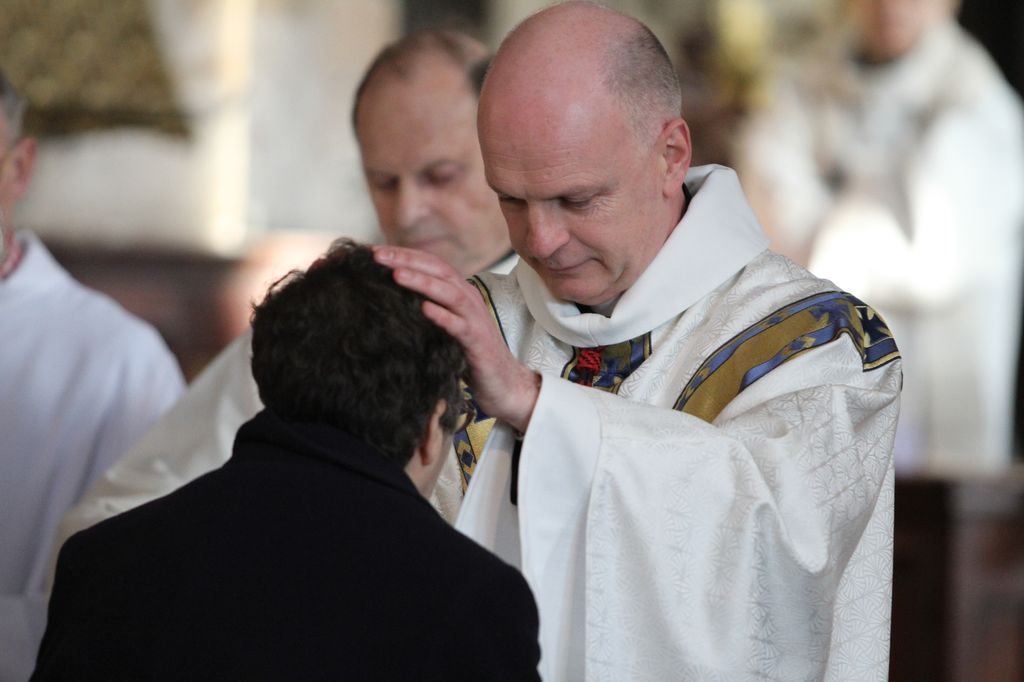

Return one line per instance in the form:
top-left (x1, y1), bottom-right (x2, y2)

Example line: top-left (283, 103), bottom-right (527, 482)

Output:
top-left (0, 0), bottom-right (188, 136)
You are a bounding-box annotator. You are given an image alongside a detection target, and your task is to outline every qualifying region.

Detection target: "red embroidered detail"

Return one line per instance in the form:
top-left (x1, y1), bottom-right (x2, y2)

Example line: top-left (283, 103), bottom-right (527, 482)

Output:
top-left (577, 348), bottom-right (603, 373)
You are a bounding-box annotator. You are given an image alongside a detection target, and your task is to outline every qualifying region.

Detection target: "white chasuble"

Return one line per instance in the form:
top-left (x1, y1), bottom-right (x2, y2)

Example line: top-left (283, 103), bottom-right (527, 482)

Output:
top-left (436, 166), bottom-right (902, 681)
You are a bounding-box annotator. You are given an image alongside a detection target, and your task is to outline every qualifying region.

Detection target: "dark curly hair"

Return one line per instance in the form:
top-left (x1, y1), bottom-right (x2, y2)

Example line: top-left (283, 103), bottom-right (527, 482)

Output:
top-left (250, 240), bottom-right (466, 465)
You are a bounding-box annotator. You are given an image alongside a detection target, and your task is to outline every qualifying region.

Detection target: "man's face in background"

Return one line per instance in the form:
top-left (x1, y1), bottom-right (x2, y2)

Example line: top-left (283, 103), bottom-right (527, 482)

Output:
top-left (0, 111), bottom-right (35, 224)
top-left (355, 53), bottom-right (509, 277)
top-left (851, 0), bottom-right (946, 63)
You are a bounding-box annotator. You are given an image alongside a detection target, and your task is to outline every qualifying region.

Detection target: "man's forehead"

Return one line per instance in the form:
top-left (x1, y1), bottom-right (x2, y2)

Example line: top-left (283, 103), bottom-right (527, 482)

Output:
top-left (364, 52), bottom-right (473, 104)
top-left (480, 89), bottom-right (629, 166)
top-left (358, 67), bottom-right (479, 170)
top-left (482, 118), bottom-right (615, 194)
top-left (360, 115), bottom-right (479, 178)
top-left (365, 154), bottom-right (467, 178)
top-left (485, 162), bottom-right (610, 199)
top-left (360, 68), bottom-right (475, 133)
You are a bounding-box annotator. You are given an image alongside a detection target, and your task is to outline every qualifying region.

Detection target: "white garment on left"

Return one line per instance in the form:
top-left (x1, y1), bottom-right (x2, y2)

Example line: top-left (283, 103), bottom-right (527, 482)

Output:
top-left (0, 232), bottom-right (184, 681)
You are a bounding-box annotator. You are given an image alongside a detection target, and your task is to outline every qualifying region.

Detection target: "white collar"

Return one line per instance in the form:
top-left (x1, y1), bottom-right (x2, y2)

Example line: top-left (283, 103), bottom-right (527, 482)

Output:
top-left (487, 251), bottom-right (519, 275)
top-left (515, 165), bottom-right (769, 347)
top-left (1, 231), bottom-right (70, 298)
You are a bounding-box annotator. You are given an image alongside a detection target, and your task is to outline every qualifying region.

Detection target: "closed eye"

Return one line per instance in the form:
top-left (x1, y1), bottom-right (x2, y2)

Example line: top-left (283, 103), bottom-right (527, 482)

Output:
top-left (497, 193), bottom-right (525, 207)
top-left (367, 175), bottom-right (398, 192)
top-left (560, 195), bottom-right (594, 210)
top-left (424, 163), bottom-right (463, 187)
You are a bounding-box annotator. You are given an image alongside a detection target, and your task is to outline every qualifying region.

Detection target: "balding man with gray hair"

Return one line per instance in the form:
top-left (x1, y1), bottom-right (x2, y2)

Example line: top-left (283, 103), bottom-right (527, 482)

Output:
top-left (378, 2), bottom-right (902, 679)
top-left (353, 28), bottom-right (511, 277)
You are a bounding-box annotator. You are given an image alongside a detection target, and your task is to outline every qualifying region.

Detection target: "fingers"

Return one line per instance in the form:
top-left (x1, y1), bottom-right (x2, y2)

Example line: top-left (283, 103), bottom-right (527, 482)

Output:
top-left (374, 244), bottom-right (480, 316)
top-left (374, 246), bottom-right (537, 430)
top-left (373, 245), bottom-right (457, 279)
top-left (421, 300), bottom-right (471, 339)
top-left (392, 266), bottom-right (466, 307)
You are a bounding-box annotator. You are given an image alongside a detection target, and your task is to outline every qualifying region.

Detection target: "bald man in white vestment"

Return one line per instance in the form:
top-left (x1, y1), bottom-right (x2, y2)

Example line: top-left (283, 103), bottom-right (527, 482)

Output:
top-left (376, 3), bottom-right (902, 680)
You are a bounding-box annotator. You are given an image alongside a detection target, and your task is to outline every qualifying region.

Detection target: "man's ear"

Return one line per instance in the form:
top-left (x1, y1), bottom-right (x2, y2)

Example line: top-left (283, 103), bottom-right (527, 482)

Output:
top-left (406, 400), bottom-right (449, 497)
top-left (659, 117), bottom-right (691, 197)
top-left (2, 137), bottom-right (37, 203)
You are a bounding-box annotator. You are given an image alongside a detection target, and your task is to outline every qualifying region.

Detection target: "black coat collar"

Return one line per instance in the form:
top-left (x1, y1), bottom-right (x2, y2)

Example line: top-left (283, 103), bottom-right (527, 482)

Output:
top-left (232, 409), bottom-right (428, 507)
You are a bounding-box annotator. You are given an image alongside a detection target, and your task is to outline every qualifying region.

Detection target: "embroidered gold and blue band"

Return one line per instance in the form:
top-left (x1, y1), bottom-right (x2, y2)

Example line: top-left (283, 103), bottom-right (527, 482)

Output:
top-left (452, 277), bottom-right (506, 491)
top-left (674, 291), bottom-right (900, 423)
top-left (454, 285), bottom-right (898, 489)
top-left (468, 276), bottom-right (508, 346)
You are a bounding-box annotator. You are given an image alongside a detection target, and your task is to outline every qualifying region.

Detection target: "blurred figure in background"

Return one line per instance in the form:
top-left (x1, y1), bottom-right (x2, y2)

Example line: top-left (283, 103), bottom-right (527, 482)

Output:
top-left (50, 28), bottom-right (513, 564)
top-left (737, 0), bottom-right (1024, 472)
top-left (0, 69), bottom-right (185, 679)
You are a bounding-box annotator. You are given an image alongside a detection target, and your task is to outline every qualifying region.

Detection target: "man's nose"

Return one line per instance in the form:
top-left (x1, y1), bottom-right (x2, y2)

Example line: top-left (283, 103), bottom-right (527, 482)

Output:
top-left (395, 182), bottom-right (431, 229)
top-left (524, 204), bottom-right (570, 259)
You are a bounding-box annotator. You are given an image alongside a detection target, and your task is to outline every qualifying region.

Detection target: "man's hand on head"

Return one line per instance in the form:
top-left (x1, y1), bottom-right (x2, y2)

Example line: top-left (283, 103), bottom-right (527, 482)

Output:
top-left (374, 245), bottom-right (540, 433)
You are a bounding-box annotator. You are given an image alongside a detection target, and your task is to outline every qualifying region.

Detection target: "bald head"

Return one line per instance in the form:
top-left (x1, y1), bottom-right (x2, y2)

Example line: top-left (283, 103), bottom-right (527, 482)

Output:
top-left (485, 2), bottom-right (681, 140)
top-left (477, 2), bottom-right (691, 306)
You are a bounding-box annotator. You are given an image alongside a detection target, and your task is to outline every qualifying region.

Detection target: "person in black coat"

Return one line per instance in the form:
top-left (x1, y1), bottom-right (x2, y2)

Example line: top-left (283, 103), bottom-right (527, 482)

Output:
top-left (33, 241), bottom-right (541, 681)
